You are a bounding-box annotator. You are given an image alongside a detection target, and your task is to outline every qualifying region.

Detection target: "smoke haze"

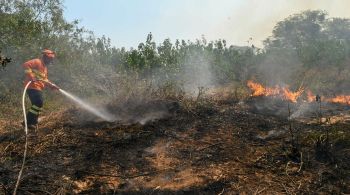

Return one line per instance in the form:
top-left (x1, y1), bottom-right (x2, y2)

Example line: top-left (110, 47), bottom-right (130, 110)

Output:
top-left (65, 0), bottom-right (350, 48)
top-left (212, 0), bottom-right (350, 47)
top-left (181, 50), bottom-right (216, 95)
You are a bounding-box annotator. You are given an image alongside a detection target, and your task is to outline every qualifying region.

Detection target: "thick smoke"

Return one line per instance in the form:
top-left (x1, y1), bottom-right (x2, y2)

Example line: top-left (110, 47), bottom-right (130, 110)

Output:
top-left (289, 102), bottom-right (314, 119)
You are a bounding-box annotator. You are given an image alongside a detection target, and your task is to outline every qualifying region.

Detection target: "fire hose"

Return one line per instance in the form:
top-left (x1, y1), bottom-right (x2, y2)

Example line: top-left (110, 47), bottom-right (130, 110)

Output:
top-left (13, 80), bottom-right (111, 194)
top-left (13, 80), bottom-right (59, 195)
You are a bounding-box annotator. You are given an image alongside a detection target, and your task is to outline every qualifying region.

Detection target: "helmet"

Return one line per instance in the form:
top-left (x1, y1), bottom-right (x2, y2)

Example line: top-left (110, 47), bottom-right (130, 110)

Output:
top-left (42, 49), bottom-right (55, 59)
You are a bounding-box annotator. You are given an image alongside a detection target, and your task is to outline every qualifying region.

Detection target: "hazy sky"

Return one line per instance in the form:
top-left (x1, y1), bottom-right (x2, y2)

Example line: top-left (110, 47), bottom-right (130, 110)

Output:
top-left (64, 0), bottom-right (350, 49)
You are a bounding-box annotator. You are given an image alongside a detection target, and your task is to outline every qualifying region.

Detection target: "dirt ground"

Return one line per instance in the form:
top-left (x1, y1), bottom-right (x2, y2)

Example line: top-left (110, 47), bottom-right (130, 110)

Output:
top-left (0, 96), bottom-right (349, 194)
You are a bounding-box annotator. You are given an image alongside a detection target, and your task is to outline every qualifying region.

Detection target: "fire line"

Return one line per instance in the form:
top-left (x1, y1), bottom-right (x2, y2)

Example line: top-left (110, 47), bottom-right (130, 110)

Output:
top-left (247, 80), bottom-right (350, 105)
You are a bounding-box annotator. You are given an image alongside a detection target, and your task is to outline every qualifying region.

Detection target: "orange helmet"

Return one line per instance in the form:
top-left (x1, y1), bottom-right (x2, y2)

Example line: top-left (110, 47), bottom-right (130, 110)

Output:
top-left (42, 49), bottom-right (55, 58)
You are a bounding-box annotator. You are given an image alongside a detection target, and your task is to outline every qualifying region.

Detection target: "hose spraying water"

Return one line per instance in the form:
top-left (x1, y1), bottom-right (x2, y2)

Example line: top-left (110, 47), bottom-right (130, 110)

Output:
top-left (58, 89), bottom-right (114, 121)
top-left (14, 81), bottom-right (114, 194)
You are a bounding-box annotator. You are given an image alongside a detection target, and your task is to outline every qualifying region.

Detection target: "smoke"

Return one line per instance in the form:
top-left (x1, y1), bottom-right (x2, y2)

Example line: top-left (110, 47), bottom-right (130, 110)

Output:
top-left (106, 98), bottom-right (177, 125)
top-left (211, 0), bottom-right (350, 47)
top-left (289, 102), bottom-right (314, 119)
top-left (180, 49), bottom-right (216, 95)
top-left (86, 0), bottom-right (350, 48)
top-left (256, 49), bottom-right (302, 86)
top-left (72, 46), bottom-right (218, 124)
top-left (256, 129), bottom-right (285, 140)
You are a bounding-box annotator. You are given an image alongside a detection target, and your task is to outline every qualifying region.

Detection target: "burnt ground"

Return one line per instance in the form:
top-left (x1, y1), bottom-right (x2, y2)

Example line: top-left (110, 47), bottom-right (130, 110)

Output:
top-left (0, 96), bottom-right (349, 194)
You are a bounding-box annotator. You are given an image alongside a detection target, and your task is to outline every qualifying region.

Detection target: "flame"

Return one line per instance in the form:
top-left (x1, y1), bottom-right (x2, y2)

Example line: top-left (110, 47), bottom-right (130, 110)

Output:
top-left (327, 95), bottom-right (350, 105)
top-left (247, 80), bottom-right (303, 102)
top-left (247, 80), bottom-right (350, 105)
top-left (282, 87), bottom-right (304, 103)
top-left (247, 80), bottom-right (279, 96)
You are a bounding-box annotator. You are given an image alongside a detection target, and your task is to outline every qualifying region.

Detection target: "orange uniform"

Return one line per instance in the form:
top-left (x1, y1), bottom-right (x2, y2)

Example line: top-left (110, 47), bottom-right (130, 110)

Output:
top-left (23, 58), bottom-right (49, 91)
top-left (22, 49), bottom-right (56, 128)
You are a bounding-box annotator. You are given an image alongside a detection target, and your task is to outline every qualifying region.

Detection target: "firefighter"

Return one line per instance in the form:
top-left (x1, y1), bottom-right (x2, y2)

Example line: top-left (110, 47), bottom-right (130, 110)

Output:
top-left (23, 49), bottom-right (59, 130)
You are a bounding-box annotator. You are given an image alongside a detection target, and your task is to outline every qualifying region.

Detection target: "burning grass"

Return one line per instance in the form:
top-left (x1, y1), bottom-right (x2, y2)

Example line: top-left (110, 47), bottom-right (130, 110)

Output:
top-left (247, 80), bottom-right (304, 103)
top-left (247, 80), bottom-right (350, 105)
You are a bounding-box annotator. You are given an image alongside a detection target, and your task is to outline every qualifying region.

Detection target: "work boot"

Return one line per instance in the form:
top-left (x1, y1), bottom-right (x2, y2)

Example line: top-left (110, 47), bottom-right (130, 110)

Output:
top-left (28, 124), bottom-right (37, 131)
top-left (20, 122), bottom-right (38, 139)
top-left (21, 121), bottom-right (38, 131)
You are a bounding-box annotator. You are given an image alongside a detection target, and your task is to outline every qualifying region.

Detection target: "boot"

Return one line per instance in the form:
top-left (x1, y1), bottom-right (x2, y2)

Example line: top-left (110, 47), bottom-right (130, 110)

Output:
top-left (21, 121), bottom-right (38, 131)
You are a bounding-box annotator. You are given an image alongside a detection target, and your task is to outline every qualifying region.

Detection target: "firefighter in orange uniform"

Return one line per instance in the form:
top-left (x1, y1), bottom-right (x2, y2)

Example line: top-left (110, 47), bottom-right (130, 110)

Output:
top-left (23, 49), bottom-right (59, 130)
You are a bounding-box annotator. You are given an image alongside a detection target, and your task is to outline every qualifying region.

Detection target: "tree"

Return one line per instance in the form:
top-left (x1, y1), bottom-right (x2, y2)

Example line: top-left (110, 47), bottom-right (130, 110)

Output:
top-left (262, 10), bottom-right (350, 92)
top-left (265, 10), bottom-right (327, 50)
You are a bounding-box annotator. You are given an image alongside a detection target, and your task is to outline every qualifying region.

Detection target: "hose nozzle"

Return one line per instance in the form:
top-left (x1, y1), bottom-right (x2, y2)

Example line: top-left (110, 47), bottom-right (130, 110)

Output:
top-left (45, 80), bottom-right (60, 90)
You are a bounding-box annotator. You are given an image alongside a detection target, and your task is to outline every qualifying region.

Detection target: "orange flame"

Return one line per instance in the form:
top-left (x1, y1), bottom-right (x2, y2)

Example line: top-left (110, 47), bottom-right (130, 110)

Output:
top-left (247, 80), bottom-right (279, 96)
top-left (327, 95), bottom-right (350, 105)
top-left (247, 80), bottom-right (303, 103)
top-left (248, 80), bottom-right (350, 105)
top-left (282, 87), bottom-right (304, 103)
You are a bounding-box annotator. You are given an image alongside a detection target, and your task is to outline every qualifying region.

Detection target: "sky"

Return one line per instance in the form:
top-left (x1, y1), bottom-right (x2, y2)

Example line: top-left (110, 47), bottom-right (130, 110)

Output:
top-left (64, 0), bottom-right (350, 49)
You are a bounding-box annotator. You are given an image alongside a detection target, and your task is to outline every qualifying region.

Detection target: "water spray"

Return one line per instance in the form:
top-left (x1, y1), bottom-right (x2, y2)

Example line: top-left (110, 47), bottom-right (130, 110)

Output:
top-left (43, 81), bottom-right (114, 121)
top-left (58, 88), bottom-right (114, 121)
